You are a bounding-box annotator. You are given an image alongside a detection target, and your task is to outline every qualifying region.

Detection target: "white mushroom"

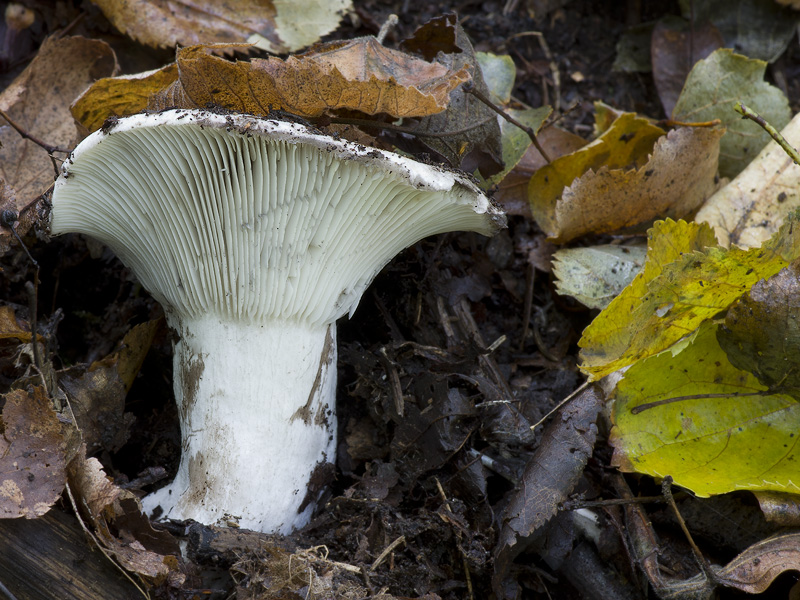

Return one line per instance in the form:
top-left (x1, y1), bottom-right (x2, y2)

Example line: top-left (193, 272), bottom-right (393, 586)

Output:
top-left (50, 109), bottom-right (505, 534)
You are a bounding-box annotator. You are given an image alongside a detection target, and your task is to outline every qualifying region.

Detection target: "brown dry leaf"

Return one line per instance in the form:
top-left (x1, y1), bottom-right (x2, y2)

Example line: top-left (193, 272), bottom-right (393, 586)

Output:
top-left (493, 385), bottom-right (603, 596)
top-left (91, 0), bottom-right (351, 54)
top-left (0, 36), bottom-right (116, 201)
top-left (0, 305), bottom-right (32, 342)
top-left (696, 111), bottom-right (800, 249)
top-left (71, 64), bottom-right (179, 134)
top-left (145, 40), bottom-right (469, 120)
top-left (494, 126), bottom-right (586, 217)
top-left (534, 125), bottom-right (723, 242)
top-left (68, 445), bottom-right (184, 586)
top-left (651, 17), bottom-right (723, 116)
top-left (58, 320), bottom-right (158, 454)
top-left (754, 491), bottom-right (800, 526)
top-left (0, 387), bottom-right (67, 519)
top-left (398, 14), bottom-right (503, 176)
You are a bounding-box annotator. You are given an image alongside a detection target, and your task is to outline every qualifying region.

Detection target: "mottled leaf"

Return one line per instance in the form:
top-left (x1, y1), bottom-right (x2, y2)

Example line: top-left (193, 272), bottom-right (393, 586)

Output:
top-left (580, 214), bottom-right (800, 380)
top-left (552, 244), bottom-right (647, 309)
top-left (672, 48), bottom-right (791, 178)
top-left (611, 321), bottom-right (799, 497)
top-left (0, 387), bottom-right (66, 519)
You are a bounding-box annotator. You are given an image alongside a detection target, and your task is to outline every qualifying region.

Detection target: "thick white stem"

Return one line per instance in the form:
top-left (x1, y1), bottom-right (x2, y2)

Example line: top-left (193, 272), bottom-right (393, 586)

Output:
top-left (141, 316), bottom-right (337, 534)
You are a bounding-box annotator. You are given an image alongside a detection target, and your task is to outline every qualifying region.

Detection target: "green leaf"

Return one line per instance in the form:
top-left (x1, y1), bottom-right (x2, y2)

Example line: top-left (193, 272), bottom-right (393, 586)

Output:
top-left (611, 321), bottom-right (800, 497)
top-left (718, 261), bottom-right (800, 393)
top-left (552, 244), bottom-right (647, 309)
top-left (672, 48), bottom-right (791, 178)
top-left (476, 51), bottom-right (516, 104)
top-left (579, 213), bottom-right (800, 380)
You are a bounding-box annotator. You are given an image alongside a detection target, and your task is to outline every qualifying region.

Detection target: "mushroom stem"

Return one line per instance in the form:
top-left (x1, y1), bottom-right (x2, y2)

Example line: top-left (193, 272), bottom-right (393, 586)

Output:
top-left (141, 316), bottom-right (336, 534)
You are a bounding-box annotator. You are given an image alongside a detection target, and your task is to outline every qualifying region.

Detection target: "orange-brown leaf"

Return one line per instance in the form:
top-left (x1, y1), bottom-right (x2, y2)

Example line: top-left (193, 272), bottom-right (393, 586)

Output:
top-left (148, 40), bottom-right (470, 119)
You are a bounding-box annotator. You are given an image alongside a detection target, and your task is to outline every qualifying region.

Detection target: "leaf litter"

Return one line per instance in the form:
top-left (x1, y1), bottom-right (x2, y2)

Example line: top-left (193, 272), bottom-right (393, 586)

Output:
top-left (3, 2), bottom-right (800, 599)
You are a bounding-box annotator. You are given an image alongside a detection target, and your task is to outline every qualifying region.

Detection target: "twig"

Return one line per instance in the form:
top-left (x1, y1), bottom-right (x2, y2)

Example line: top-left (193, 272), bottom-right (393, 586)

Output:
top-left (376, 14), bottom-right (398, 44)
top-left (0, 108), bottom-right (70, 154)
top-left (462, 80), bottom-right (551, 162)
top-left (735, 101), bottom-right (800, 167)
top-left (0, 579), bottom-right (20, 600)
top-left (510, 31), bottom-right (561, 112)
top-left (529, 381), bottom-right (589, 431)
top-left (434, 478), bottom-right (474, 600)
top-left (519, 263), bottom-right (535, 352)
top-left (370, 535), bottom-right (406, 571)
top-left (662, 476), bottom-right (719, 586)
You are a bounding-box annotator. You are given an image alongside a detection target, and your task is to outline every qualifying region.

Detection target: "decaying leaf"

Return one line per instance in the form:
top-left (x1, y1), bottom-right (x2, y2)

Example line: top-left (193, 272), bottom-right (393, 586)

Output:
top-left (754, 491), bottom-right (800, 526)
top-left (68, 446), bottom-right (184, 586)
top-left (672, 48), bottom-right (791, 178)
top-left (611, 321), bottom-right (800, 497)
top-left (0, 387), bottom-right (67, 519)
top-left (398, 14), bottom-right (503, 177)
top-left (531, 120), bottom-right (722, 243)
top-left (718, 262), bottom-right (800, 393)
top-left (651, 16), bottom-right (723, 116)
top-left (580, 215), bottom-right (800, 380)
top-left (493, 385), bottom-right (603, 595)
top-left (90, 0), bottom-right (352, 54)
top-left (696, 111), bottom-right (800, 250)
top-left (0, 36), bottom-right (116, 204)
top-left (552, 244), bottom-right (647, 309)
top-left (75, 39), bottom-right (469, 132)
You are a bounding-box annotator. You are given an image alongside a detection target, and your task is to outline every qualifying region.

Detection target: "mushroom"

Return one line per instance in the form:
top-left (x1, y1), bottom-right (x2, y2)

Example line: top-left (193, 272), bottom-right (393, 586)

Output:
top-left (50, 109), bottom-right (504, 534)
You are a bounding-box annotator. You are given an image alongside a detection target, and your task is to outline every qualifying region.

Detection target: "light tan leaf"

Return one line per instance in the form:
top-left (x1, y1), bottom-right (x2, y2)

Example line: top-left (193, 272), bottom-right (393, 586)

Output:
top-left (0, 36), bottom-right (116, 204)
top-left (0, 387), bottom-right (67, 519)
top-left (0, 305), bottom-right (32, 342)
top-left (696, 111), bottom-right (800, 249)
top-left (533, 124), bottom-right (723, 242)
top-left (68, 446), bottom-right (184, 586)
top-left (90, 0), bottom-right (351, 53)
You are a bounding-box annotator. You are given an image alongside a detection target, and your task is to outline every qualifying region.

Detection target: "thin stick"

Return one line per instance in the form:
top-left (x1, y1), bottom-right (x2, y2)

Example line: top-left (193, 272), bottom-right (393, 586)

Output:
top-left (529, 381), bottom-right (589, 431)
top-left (370, 535), bottom-right (406, 571)
top-left (0, 108), bottom-right (70, 155)
top-left (735, 102), bottom-right (800, 166)
top-left (662, 476), bottom-right (719, 585)
top-left (462, 81), bottom-right (552, 162)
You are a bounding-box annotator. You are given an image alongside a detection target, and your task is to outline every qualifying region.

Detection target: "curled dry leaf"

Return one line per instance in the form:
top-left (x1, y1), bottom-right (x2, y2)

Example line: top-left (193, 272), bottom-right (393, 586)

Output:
top-left (0, 305), bottom-right (33, 343)
top-left (74, 39), bottom-right (469, 132)
top-left (0, 387), bottom-right (67, 519)
top-left (0, 36), bottom-right (116, 204)
top-left (68, 445), bottom-right (184, 587)
top-left (532, 122), bottom-right (722, 243)
top-left (90, 0), bottom-right (352, 54)
top-left (493, 385), bottom-right (603, 596)
top-left (696, 111), bottom-right (800, 249)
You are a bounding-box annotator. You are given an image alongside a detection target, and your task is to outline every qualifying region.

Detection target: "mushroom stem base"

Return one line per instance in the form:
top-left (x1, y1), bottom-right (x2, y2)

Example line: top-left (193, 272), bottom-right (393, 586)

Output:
top-left (141, 316), bottom-right (337, 534)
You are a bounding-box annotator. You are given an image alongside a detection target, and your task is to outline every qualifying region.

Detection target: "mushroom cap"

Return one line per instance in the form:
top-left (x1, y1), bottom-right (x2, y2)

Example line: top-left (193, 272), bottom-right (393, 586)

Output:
top-left (51, 109), bottom-right (505, 326)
